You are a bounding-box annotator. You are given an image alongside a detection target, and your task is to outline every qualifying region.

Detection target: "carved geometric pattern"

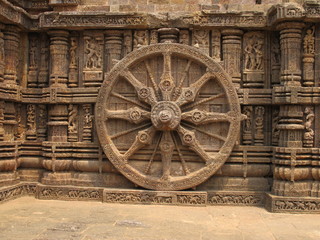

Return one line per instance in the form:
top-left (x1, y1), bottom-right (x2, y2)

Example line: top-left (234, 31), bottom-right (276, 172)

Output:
top-left (96, 43), bottom-right (244, 191)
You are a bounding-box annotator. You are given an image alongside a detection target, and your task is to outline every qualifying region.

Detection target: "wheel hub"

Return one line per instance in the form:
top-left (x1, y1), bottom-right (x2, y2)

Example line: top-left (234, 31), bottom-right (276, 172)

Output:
top-left (151, 101), bottom-right (181, 131)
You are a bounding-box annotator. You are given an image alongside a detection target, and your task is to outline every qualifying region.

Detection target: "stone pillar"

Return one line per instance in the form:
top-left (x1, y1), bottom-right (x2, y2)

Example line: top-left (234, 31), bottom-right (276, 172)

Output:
top-left (27, 34), bottom-right (39, 88)
top-left (38, 33), bottom-right (49, 88)
top-left (0, 24), bottom-right (5, 83)
top-left (158, 28), bottom-right (179, 43)
top-left (221, 29), bottom-right (243, 88)
top-left (47, 105), bottom-right (68, 142)
top-left (104, 30), bottom-right (123, 73)
top-left (68, 35), bottom-right (78, 88)
top-left (48, 30), bottom-right (69, 87)
top-left (277, 22), bottom-right (305, 86)
top-left (4, 25), bottom-right (20, 85)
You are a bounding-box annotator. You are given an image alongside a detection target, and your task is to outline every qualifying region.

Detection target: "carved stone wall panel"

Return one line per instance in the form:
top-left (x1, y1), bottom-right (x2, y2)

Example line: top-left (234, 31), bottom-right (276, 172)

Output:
top-left (192, 29), bottom-right (210, 55)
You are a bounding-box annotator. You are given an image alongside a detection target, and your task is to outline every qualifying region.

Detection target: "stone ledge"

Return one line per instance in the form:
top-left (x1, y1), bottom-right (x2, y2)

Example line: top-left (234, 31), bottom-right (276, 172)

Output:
top-left (266, 193), bottom-right (320, 213)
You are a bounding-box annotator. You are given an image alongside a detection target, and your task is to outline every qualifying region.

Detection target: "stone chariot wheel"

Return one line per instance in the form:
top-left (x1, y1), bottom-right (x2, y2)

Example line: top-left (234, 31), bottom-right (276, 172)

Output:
top-left (96, 43), bottom-right (244, 191)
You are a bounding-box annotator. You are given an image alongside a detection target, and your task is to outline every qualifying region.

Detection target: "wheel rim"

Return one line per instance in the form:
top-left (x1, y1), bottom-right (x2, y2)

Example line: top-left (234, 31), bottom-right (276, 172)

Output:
top-left (95, 43), bottom-right (243, 190)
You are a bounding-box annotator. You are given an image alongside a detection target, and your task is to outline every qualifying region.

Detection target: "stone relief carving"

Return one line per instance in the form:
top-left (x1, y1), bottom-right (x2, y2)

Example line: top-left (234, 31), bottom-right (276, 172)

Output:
top-left (242, 106), bottom-right (253, 145)
top-left (133, 30), bottom-right (148, 49)
top-left (68, 36), bottom-right (78, 88)
top-left (96, 43), bottom-right (244, 191)
top-left (68, 104), bottom-right (78, 142)
top-left (303, 26), bottom-right (315, 55)
top-left (84, 36), bottom-right (103, 70)
top-left (26, 104), bottom-right (36, 141)
top-left (254, 106), bottom-right (264, 145)
top-left (303, 106), bottom-right (314, 148)
top-left (83, 104), bottom-right (93, 142)
top-left (192, 29), bottom-right (209, 55)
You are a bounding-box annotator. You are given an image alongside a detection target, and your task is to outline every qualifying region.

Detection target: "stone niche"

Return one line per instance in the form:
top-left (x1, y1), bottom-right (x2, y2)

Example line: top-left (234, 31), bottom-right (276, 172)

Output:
top-left (0, 0), bottom-right (320, 213)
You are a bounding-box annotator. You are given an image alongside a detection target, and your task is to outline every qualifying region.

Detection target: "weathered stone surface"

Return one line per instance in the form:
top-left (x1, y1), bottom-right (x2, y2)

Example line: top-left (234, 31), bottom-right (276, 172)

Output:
top-left (0, 0), bottom-right (320, 213)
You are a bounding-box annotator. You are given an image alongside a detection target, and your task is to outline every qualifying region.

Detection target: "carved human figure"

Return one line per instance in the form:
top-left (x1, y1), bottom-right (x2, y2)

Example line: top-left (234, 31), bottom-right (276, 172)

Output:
top-left (85, 38), bottom-right (102, 69)
top-left (244, 37), bottom-right (255, 70)
top-left (304, 27), bottom-right (315, 55)
top-left (29, 38), bottom-right (37, 68)
top-left (255, 106), bottom-right (264, 134)
top-left (69, 37), bottom-right (77, 67)
top-left (133, 30), bottom-right (148, 48)
top-left (27, 104), bottom-right (36, 132)
top-left (243, 106), bottom-right (252, 132)
top-left (254, 39), bottom-right (263, 70)
top-left (68, 104), bottom-right (78, 133)
top-left (303, 106), bottom-right (314, 147)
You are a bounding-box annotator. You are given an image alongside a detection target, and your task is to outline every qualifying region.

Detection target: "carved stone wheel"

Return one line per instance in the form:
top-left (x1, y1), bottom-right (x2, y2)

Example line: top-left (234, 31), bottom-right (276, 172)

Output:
top-left (96, 43), bottom-right (243, 191)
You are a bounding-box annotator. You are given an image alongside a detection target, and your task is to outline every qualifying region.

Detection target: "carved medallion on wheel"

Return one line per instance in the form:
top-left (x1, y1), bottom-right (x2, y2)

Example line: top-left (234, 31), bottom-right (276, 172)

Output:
top-left (96, 43), bottom-right (244, 190)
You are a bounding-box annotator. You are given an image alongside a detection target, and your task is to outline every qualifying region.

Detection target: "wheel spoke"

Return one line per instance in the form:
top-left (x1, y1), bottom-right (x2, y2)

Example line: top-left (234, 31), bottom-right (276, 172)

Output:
top-left (144, 132), bottom-right (162, 175)
top-left (181, 109), bottom-right (233, 125)
top-left (175, 71), bottom-right (215, 106)
top-left (120, 69), bottom-right (157, 106)
top-left (144, 60), bottom-right (160, 100)
top-left (182, 122), bottom-right (226, 142)
top-left (177, 125), bottom-right (214, 165)
top-left (172, 132), bottom-right (190, 175)
top-left (105, 107), bottom-right (151, 124)
top-left (110, 122), bottom-right (151, 139)
top-left (159, 52), bottom-right (175, 101)
top-left (159, 131), bottom-right (175, 180)
top-left (123, 126), bottom-right (156, 161)
top-left (173, 60), bottom-right (192, 101)
top-left (111, 92), bottom-right (150, 110)
top-left (181, 93), bottom-right (225, 111)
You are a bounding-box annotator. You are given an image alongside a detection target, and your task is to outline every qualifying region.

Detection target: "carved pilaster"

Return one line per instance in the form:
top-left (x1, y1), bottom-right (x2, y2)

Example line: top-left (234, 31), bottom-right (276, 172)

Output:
top-left (277, 105), bottom-right (304, 148)
top-left (123, 30), bottom-right (132, 56)
top-left (48, 105), bottom-right (68, 142)
top-left (243, 31), bottom-right (265, 88)
top-left (4, 102), bottom-right (17, 141)
top-left (277, 22), bottom-right (305, 86)
top-left (271, 32), bottom-right (281, 86)
top-left (37, 105), bottom-right (47, 141)
top-left (27, 34), bottom-right (39, 88)
top-left (48, 30), bottom-right (69, 87)
top-left (150, 30), bottom-right (158, 44)
top-left (211, 30), bottom-right (221, 61)
top-left (272, 107), bottom-right (280, 146)
top-left (254, 106), bottom-right (265, 145)
top-left (192, 29), bottom-right (210, 55)
top-left (26, 104), bottom-right (37, 141)
top-left (158, 28), bottom-right (179, 43)
top-left (0, 101), bottom-right (4, 141)
top-left (83, 31), bottom-right (103, 87)
top-left (68, 35), bottom-right (78, 88)
top-left (4, 25), bottom-right (20, 85)
top-left (38, 33), bottom-right (49, 88)
top-left (302, 26), bottom-right (315, 87)
top-left (83, 104), bottom-right (93, 142)
top-left (105, 30), bottom-right (123, 73)
top-left (0, 24), bottom-right (5, 83)
top-left (15, 104), bottom-right (25, 141)
top-left (67, 104), bottom-right (78, 142)
top-left (221, 29), bottom-right (243, 88)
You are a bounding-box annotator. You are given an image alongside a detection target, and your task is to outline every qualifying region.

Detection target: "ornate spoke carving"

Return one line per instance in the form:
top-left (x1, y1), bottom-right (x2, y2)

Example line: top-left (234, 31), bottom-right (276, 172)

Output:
top-left (120, 69), bottom-right (157, 106)
top-left (175, 71), bottom-right (215, 106)
top-left (105, 107), bottom-right (151, 124)
top-left (181, 109), bottom-right (233, 125)
top-left (123, 126), bottom-right (156, 161)
top-left (110, 122), bottom-right (151, 139)
top-left (159, 131), bottom-right (175, 180)
top-left (182, 122), bottom-right (226, 142)
top-left (159, 52), bottom-right (175, 101)
top-left (111, 92), bottom-right (150, 110)
top-left (177, 125), bottom-right (214, 165)
top-left (182, 93), bottom-right (225, 111)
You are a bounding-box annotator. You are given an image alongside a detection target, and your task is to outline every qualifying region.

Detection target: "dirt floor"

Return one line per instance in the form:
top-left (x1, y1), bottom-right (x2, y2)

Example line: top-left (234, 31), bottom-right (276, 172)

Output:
top-left (0, 197), bottom-right (320, 240)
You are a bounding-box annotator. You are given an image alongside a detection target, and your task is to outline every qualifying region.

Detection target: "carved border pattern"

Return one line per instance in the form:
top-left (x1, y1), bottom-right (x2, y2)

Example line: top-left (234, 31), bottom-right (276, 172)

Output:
top-left (40, 13), bottom-right (147, 28)
top-left (266, 194), bottom-right (320, 213)
top-left (208, 191), bottom-right (265, 206)
top-left (0, 183), bottom-right (36, 203)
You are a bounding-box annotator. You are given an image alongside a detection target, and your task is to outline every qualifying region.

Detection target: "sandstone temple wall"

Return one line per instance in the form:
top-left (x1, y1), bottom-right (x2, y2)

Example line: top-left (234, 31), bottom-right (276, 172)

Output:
top-left (0, 0), bottom-right (320, 212)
